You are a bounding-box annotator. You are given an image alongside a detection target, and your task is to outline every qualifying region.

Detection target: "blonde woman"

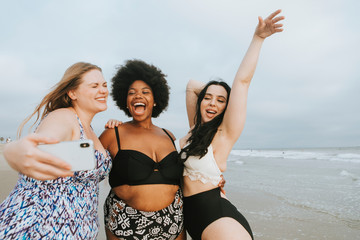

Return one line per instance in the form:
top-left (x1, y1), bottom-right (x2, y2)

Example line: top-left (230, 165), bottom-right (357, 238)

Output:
top-left (0, 62), bottom-right (111, 239)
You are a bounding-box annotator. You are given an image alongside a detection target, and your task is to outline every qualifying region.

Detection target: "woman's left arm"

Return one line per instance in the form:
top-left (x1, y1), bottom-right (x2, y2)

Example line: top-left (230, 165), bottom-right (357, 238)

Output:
top-left (222, 9), bottom-right (284, 142)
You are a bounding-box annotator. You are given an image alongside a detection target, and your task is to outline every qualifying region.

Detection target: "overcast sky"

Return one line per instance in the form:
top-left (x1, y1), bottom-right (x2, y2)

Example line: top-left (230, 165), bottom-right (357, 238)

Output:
top-left (0, 0), bottom-right (359, 149)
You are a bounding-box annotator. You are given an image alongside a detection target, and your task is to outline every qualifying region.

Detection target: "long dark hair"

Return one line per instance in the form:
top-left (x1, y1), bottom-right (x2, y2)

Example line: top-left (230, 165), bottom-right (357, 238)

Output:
top-left (180, 80), bottom-right (231, 161)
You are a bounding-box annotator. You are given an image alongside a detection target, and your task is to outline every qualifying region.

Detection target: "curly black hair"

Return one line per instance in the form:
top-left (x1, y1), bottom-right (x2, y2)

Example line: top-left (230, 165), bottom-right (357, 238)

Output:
top-left (111, 59), bottom-right (170, 118)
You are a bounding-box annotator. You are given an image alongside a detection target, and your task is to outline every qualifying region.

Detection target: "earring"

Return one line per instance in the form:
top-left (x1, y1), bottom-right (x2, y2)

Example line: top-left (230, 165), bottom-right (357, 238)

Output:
top-left (154, 103), bottom-right (156, 106)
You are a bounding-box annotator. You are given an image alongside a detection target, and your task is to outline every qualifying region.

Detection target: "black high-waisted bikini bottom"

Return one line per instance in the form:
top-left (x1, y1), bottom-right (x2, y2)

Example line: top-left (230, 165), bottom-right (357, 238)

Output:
top-left (183, 187), bottom-right (253, 240)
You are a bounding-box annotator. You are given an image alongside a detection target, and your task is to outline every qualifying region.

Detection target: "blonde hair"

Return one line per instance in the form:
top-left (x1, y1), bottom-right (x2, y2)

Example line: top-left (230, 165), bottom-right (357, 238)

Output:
top-left (17, 62), bottom-right (102, 138)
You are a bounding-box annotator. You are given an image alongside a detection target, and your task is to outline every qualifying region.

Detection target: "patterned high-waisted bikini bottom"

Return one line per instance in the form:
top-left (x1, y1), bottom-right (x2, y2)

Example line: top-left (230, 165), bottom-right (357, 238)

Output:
top-left (104, 189), bottom-right (184, 240)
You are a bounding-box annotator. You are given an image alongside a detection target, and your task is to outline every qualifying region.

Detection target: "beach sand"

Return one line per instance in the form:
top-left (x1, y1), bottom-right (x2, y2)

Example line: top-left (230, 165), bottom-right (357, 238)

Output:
top-left (1, 144), bottom-right (359, 239)
top-left (226, 186), bottom-right (358, 240)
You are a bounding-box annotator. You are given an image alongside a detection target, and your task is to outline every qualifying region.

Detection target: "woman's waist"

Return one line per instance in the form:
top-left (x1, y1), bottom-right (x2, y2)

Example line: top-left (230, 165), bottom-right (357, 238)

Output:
top-left (183, 169), bottom-right (222, 186)
top-left (18, 175), bottom-right (99, 196)
top-left (183, 175), bottom-right (219, 197)
top-left (111, 184), bottom-right (179, 211)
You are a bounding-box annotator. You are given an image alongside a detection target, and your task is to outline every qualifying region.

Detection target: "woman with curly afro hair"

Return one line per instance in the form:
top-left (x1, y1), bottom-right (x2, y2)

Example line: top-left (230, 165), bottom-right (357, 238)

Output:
top-left (100, 59), bottom-right (186, 239)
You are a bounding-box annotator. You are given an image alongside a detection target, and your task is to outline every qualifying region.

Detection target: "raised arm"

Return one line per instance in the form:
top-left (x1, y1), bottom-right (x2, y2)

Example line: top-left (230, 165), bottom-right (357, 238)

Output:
top-left (221, 9), bottom-right (284, 143)
top-left (186, 79), bottom-right (205, 128)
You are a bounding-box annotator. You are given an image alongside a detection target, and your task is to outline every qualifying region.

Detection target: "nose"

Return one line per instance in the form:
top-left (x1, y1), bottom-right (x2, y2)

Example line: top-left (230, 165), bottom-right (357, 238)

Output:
top-left (100, 85), bottom-right (108, 94)
top-left (134, 92), bottom-right (143, 98)
top-left (209, 99), bottom-right (216, 106)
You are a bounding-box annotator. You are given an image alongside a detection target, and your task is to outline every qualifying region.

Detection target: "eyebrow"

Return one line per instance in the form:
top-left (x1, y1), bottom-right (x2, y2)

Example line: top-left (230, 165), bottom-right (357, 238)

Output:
top-left (88, 81), bottom-right (107, 85)
top-left (128, 87), bottom-right (152, 91)
top-left (205, 93), bottom-right (227, 99)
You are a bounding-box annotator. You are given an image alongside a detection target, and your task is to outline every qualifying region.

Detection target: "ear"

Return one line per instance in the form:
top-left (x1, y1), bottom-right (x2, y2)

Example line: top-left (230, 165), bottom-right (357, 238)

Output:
top-left (67, 90), bottom-right (77, 100)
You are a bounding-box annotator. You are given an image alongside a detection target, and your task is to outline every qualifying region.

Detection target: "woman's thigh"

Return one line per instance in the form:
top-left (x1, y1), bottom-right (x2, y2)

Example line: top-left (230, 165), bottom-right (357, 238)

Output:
top-left (201, 217), bottom-right (252, 240)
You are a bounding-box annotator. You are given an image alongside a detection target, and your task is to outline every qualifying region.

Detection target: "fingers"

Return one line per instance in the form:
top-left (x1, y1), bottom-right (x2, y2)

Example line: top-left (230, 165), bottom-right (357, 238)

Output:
top-left (37, 150), bottom-right (72, 170)
top-left (267, 9), bottom-right (281, 20)
top-left (110, 121), bottom-right (116, 128)
top-left (23, 160), bottom-right (73, 180)
top-left (28, 133), bottom-right (59, 145)
top-left (105, 119), bottom-right (122, 129)
top-left (258, 16), bottom-right (264, 26)
top-left (4, 134), bottom-right (73, 181)
top-left (272, 16), bottom-right (285, 24)
top-left (22, 147), bottom-right (73, 180)
top-left (274, 23), bottom-right (284, 32)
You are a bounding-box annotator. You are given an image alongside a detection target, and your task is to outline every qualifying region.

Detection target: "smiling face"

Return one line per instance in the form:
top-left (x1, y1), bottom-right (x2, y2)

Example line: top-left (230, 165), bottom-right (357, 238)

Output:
top-left (200, 84), bottom-right (228, 123)
top-left (69, 69), bottom-right (108, 113)
top-left (127, 80), bottom-right (155, 121)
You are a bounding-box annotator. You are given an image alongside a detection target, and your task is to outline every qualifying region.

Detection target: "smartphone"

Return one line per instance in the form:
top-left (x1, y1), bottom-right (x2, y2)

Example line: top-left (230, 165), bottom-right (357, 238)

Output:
top-left (38, 139), bottom-right (96, 171)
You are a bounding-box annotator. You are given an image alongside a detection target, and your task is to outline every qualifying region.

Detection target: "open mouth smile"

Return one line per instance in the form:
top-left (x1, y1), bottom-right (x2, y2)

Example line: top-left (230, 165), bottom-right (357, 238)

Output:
top-left (132, 102), bottom-right (146, 115)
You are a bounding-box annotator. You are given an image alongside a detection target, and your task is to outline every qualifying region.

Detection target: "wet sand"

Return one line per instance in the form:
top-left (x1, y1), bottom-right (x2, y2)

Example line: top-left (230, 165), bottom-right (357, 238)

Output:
top-left (1, 144), bottom-right (359, 239)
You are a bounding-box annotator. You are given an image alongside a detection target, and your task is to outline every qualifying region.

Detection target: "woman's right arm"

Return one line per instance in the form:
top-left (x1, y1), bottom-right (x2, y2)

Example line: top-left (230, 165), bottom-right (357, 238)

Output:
top-left (186, 79), bottom-right (205, 128)
top-left (3, 109), bottom-right (76, 180)
top-left (221, 10), bottom-right (284, 144)
top-left (4, 134), bottom-right (73, 180)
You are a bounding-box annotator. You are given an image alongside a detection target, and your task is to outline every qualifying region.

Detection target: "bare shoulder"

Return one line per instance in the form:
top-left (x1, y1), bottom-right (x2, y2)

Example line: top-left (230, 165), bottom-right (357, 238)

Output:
top-left (44, 108), bottom-right (77, 124)
top-left (117, 122), bottom-right (131, 130)
top-left (99, 128), bottom-right (116, 147)
top-left (162, 128), bottom-right (176, 141)
top-left (35, 108), bottom-right (77, 140)
top-left (179, 131), bottom-right (191, 149)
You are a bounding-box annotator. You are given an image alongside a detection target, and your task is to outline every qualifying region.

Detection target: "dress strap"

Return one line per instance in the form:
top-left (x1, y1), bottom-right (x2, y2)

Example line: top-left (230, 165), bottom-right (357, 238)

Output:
top-left (162, 128), bottom-right (176, 148)
top-left (114, 126), bottom-right (121, 151)
top-left (75, 114), bottom-right (86, 140)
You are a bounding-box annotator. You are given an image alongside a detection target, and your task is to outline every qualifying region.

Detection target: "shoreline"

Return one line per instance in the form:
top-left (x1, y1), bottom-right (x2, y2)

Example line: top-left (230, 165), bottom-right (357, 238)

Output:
top-left (1, 144), bottom-right (359, 239)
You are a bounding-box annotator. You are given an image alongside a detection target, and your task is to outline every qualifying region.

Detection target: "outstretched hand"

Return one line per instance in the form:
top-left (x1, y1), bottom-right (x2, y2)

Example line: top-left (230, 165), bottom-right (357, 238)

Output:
top-left (255, 9), bottom-right (285, 39)
top-left (3, 134), bottom-right (73, 180)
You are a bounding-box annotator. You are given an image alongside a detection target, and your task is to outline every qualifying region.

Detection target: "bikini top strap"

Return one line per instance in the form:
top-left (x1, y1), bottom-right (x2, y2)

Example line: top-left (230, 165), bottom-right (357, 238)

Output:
top-left (114, 126), bottom-right (121, 151)
top-left (162, 128), bottom-right (176, 148)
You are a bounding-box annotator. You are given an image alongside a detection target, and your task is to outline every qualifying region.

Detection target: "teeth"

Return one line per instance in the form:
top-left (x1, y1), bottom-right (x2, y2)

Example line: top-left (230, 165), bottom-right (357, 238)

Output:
top-left (207, 110), bottom-right (216, 114)
top-left (97, 98), bottom-right (105, 101)
top-left (134, 102), bottom-right (145, 106)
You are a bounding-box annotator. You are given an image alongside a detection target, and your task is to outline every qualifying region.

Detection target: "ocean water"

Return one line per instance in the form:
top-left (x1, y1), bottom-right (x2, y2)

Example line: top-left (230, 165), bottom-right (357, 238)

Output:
top-left (2, 145), bottom-right (359, 239)
top-left (225, 147), bottom-right (360, 239)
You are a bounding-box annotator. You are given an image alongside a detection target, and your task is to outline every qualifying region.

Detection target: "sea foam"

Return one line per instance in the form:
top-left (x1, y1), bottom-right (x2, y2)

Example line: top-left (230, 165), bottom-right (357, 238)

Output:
top-left (230, 148), bottom-right (360, 164)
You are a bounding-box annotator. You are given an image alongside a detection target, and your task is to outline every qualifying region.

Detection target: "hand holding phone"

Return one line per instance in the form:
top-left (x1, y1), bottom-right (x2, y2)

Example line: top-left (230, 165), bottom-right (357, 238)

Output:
top-left (38, 139), bottom-right (96, 171)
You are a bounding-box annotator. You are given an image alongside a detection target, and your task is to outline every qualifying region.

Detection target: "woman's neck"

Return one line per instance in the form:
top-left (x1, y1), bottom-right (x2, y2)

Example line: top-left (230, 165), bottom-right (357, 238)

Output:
top-left (130, 118), bottom-right (154, 129)
top-left (69, 107), bottom-right (94, 127)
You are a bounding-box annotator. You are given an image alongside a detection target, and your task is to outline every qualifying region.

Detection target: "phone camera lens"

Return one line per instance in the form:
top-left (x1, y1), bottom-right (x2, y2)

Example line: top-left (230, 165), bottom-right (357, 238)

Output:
top-left (80, 143), bottom-right (90, 148)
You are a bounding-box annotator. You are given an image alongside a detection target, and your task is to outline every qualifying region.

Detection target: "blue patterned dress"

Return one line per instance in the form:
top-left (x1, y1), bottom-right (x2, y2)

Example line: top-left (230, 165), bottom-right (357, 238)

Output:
top-left (0, 117), bottom-right (112, 239)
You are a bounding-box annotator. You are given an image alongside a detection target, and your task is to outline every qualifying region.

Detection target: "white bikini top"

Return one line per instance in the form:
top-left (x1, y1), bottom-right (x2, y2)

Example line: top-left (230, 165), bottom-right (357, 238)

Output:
top-left (175, 139), bottom-right (222, 186)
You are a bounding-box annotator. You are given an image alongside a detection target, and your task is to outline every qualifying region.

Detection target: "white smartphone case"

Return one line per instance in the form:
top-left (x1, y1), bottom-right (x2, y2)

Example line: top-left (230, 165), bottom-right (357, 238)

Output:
top-left (38, 139), bottom-right (96, 171)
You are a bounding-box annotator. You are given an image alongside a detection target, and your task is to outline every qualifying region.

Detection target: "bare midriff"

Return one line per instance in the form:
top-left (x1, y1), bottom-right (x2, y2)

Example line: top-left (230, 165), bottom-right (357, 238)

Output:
top-left (182, 176), bottom-right (218, 197)
top-left (112, 184), bottom-right (179, 211)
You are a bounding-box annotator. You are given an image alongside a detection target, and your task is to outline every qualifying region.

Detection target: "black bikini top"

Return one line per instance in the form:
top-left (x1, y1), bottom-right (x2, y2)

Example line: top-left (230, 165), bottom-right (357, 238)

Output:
top-left (109, 127), bottom-right (183, 188)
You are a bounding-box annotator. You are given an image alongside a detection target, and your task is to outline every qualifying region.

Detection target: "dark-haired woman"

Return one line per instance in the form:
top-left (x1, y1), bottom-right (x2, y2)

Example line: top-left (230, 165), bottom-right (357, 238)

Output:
top-left (99, 60), bottom-right (185, 239)
top-left (176, 10), bottom-right (285, 240)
